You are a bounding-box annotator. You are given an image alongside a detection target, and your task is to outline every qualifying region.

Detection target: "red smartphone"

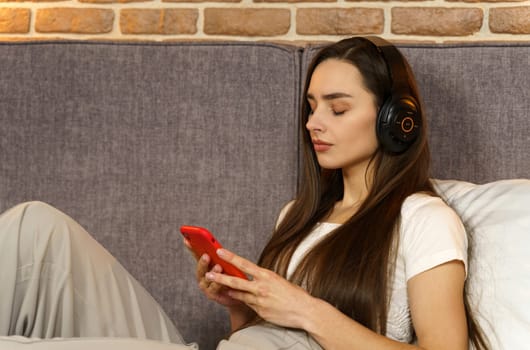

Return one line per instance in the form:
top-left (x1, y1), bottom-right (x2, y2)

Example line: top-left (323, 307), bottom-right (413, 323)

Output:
top-left (180, 225), bottom-right (248, 280)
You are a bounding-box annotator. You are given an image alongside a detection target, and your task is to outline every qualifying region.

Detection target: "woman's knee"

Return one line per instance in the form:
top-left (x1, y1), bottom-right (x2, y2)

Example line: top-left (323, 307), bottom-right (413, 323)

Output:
top-left (14, 201), bottom-right (80, 244)
top-left (20, 201), bottom-right (70, 228)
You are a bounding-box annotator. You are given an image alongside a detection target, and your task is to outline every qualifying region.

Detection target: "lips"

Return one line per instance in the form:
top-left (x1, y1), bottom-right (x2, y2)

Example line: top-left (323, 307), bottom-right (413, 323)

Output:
top-left (312, 139), bottom-right (332, 152)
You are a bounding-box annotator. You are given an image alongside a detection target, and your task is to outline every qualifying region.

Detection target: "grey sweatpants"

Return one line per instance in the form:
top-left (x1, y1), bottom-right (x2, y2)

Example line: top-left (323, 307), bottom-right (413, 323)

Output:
top-left (0, 201), bottom-right (321, 350)
top-left (0, 201), bottom-right (195, 348)
top-left (219, 323), bottom-right (323, 350)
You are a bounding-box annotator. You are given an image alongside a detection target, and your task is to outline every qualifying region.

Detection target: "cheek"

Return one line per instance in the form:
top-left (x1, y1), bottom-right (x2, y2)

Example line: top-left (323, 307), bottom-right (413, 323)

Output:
top-left (346, 128), bottom-right (378, 155)
top-left (345, 112), bottom-right (378, 150)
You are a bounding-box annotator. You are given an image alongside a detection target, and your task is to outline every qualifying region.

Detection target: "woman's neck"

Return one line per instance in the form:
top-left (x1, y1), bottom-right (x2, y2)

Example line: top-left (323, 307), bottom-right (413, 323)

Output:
top-left (323, 168), bottom-right (371, 224)
top-left (341, 162), bottom-right (372, 206)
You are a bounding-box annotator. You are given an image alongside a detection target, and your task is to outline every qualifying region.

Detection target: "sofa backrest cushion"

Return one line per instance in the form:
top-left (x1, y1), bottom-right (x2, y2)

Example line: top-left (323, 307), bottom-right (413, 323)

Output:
top-left (0, 41), bottom-right (302, 349)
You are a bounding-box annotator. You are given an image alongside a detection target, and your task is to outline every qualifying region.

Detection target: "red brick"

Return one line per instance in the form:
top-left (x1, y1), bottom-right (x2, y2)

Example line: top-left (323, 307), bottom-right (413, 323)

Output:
top-left (392, 7), bottom-right (483, 36)
top-left (490, 7), bottom-right (530, 34)
top-left (36, 8), bottom-right (114, 34)
top-left (0, 8), bottom-right (30, 33)
top-left (297, 8), bottom-right (384, 35)
top-left (446, 0), bottom-right (525, 2)
top-left (81, 0), bottom-right (147, 3)
top-left (164, 0), bottom-right (239, 2)
top-left (204, 8), bottom-right (290, 36)
top-left (120, 9), bottom-right (198, 34)
top-left (255, 0), bottom-right (334, 3)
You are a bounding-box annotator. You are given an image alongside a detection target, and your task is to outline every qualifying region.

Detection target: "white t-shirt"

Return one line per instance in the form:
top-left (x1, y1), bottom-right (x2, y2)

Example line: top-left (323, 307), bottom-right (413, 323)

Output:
top-left (284, 193), bottom-right (468, 343)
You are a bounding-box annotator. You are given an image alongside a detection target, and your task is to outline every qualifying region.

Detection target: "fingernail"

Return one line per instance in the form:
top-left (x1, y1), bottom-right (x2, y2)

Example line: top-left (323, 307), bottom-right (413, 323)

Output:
top-left (217, 249), bottom-right (227, 258)
top-left (205, 272), bottom-right (214, 280)
top-left (201, 254), bottom-right (209, 261)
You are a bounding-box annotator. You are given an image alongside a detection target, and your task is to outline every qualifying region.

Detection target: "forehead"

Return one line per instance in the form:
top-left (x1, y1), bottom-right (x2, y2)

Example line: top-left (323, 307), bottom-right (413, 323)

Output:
top-left (308, 58), bottom-right (364, 93)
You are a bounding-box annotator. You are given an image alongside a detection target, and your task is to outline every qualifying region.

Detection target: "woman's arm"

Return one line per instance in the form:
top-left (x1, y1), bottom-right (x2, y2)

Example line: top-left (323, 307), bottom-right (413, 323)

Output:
top-left (207, 250), bottom-right (468, 350)
top-left (304, 260), bottom-right (468, 350)
top-left (226, 303), bottom-right (256, 332)
top-left (408, 260), bottom-right (468, 349)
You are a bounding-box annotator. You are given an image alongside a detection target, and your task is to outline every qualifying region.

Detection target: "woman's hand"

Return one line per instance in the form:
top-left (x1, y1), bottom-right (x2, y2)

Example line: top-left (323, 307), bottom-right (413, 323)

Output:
top-left (184, 239), bottom-right (255, 331)
top-left (184, 239), bottom-right (242, 308)
top-left (196, 253), bottom-right (245, 308)
top-left (205, 248), bottom-right (315, 330)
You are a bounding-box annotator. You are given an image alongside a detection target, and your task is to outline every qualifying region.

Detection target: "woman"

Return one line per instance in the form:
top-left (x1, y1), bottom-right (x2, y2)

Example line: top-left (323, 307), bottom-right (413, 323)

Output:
top-left (0, 37), bottom-right (488, 349)
top-left (195, 37), bottom-right (489, 349)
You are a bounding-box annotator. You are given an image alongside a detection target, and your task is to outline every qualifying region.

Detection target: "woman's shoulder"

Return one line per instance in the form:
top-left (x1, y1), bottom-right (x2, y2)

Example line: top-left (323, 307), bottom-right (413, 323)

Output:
top-left (399, 192), bottom-right (466, 246)
top-left (401, 192), bottom-right (457, 221)
top-left (398, 192), bottom-right (469, 280)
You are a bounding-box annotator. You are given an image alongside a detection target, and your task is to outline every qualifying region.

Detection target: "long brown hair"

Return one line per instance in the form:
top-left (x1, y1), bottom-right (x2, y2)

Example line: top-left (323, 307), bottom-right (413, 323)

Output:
top-left (257, 37), bottom-right (489, 349)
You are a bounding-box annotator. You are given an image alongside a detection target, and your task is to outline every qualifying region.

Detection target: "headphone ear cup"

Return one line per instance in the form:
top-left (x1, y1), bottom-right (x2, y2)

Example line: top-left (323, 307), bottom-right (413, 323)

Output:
top-left (376, 95), bottom-right (421, 154)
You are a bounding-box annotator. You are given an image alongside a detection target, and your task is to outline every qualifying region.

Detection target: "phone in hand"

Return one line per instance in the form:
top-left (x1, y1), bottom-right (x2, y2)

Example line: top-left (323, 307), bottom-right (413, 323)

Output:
top-left (180, 225), bottom-right (248, 280)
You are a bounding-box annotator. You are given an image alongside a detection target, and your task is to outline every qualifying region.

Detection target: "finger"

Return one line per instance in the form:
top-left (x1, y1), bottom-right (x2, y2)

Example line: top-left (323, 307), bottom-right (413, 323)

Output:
top-left (199, 276), bottom-right (211, 291)
top-left (207, 281), bottom-right (223, 295)
top-left (199, 270), bottom-right (218, 291)
top-left (198, 277), bottom-right (225, 300)
top-left (206, 271), bottom-right (251, 293)
top-left (225, 289), bottom-right (257, 305)
top-left (216, 249), bottom-right (259, 277)
top-left (211, 264), bottom-right (223, 273)
top-left (198, 263), bottom-right (226, 295)
top-left (196, 254), bottom-right (211, 281)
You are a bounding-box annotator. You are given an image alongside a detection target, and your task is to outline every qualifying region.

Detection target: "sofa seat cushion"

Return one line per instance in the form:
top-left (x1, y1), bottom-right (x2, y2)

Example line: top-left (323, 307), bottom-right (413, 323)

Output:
top-left (0, 336), bottom-right (197, 349)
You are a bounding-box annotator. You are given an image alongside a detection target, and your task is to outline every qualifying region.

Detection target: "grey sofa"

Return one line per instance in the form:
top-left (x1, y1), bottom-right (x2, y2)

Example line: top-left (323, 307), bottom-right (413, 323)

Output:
top-left (0, 41), bottom-right (528, 350)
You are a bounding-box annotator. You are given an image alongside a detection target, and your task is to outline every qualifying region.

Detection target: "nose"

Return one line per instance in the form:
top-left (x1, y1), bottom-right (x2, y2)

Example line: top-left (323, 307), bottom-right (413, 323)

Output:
top-left (305, 109), bottom-right (325, 133)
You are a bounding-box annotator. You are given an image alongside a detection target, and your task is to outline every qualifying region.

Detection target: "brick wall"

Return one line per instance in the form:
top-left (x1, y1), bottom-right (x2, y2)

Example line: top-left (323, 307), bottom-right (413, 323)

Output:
top-left (0, 0), bottom-right (529, 42)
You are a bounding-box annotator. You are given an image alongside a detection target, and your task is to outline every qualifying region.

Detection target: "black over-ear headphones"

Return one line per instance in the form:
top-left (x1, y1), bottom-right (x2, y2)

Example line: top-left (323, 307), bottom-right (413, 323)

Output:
top-left (364, 37), bottom-right (421, 154)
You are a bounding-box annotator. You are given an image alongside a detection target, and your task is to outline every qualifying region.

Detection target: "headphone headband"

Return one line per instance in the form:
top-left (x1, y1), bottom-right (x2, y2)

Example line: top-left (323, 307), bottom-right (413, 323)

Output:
top-left (363, 36), bottom-right (411, 97)
top-left (363, 36), bottom-right (421, 154)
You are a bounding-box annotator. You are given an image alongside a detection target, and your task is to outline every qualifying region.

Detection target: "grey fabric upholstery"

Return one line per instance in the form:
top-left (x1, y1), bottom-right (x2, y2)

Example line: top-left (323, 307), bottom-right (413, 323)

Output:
top-left (0, 41), bottom-right (301, 350)
top-left (0, 41), bottom-right (528, 349)
top-left (303, 43), bottom-right (530, 183)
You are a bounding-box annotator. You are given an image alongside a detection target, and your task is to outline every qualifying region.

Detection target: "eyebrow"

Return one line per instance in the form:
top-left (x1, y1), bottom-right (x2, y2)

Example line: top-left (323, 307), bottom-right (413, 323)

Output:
top-left (306, 92), bottom-right (353, 101)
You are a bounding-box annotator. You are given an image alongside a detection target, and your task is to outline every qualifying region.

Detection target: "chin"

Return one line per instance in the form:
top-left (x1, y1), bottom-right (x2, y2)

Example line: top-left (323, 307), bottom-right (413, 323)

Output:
top-left (317, 162), bottom-right (342, 170)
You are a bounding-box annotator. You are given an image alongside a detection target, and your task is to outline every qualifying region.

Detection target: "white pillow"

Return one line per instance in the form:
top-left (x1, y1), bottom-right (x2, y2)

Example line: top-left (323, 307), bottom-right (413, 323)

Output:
top-left (433, 179), bottom-right (530, 350)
